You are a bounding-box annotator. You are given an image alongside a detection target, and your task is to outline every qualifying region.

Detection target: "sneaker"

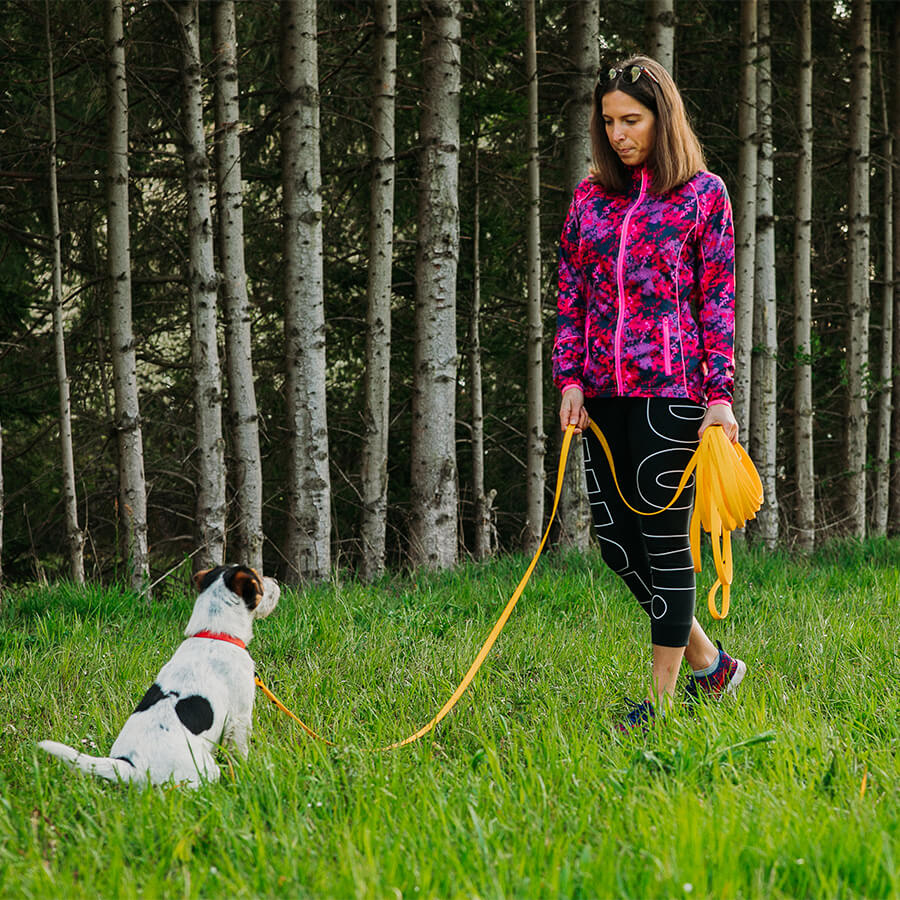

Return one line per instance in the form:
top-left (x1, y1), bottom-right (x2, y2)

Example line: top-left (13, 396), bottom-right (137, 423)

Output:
top-left (616, 698), bottom-right (656, 733)
top-left (685, 640), bottom-right (747, 702)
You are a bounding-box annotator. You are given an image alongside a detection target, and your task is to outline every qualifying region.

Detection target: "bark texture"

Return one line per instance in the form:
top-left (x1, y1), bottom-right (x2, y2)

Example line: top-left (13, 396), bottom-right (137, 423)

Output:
top-left (845, 0), bottom-right (871, 538)
top-left (646, 0), bottom-right (675, 73)
top-left (177, 0), bottom-right (226, 570)
top-left (281, 0), bottom-right (331, 582)
top-left (523, 0), bottom-right (544, 554)
top-left (409, 0), bottom-right (461, 570)
top-left (213, 0), bottom-right (264, 571)
top-left (733, 0), bottom-right (758, 441)
top-left (556, 0), bottom-right (597, 552)
top-left (792, 0), bottom-right (815, 552)
top-left (751, 0), bottom-right (778, 548)
top-left (360, 0), bottom-right (397, 581)
top-left (106, 0), bottom-right (149, 591)
top-left (47, 1), bottom-right (85, 584)
top-left (891, 11), bottom-right (900, 533)
top-left (872, 35), bottom-right (894, 537)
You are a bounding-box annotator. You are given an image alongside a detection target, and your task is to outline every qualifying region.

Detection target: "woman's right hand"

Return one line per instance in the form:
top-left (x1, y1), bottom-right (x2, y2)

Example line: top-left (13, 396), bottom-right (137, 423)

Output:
top-left (559, 386), bottom-right (590, 434)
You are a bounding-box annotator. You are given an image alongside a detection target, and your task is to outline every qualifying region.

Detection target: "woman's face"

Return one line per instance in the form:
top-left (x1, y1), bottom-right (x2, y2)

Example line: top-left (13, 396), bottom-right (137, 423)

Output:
top-left (601, 90), bottom-right (656, 167)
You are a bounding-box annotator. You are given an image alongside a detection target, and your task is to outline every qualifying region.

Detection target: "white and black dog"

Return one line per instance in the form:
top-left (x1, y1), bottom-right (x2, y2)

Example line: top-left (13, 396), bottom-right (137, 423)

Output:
top-left (39, 565), bottom-right (280, 788)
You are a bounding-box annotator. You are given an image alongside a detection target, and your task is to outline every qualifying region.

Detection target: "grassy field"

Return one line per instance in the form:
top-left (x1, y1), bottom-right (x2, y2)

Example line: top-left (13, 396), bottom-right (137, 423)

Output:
top-left (1, 540), bottom-right (898, 899)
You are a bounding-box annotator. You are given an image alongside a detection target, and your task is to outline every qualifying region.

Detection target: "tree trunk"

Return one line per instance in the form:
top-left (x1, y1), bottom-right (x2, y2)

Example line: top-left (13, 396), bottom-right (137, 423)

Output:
top-left (733, 0), bottom-right (758, 442)
top-left (46, 1), bottom-right (85, 584)
top-left (213, 0), bottom-right (264, 572)
top-left (281, 0), bottom-right (331, 582)
top-left (556, 0), bottom-right (597, 553)
top-left (175, 0), bottom-right (226, 570)
top-left (792, 0), bottom-right (814, 553)
top-left (646, 0), bottom-right (675, 74)
top-left (106, 0), bottom-right (150, 592)
top-left (751, 0), bottom-right (778, 549)
top-left (845, 0), bottom-right (871, 539)
top-left (469, 114), bottom-right (494, 561)
top-left (523, 0), bottom-right (544, 554)
top-left (891, 10), bottom-right (900, 534)
top-left (409, 0), bottom-right (461, 570)
top-left (872, 43), bottom-right (893, 537)
top-left (360, 0), bottom-right (397, 582)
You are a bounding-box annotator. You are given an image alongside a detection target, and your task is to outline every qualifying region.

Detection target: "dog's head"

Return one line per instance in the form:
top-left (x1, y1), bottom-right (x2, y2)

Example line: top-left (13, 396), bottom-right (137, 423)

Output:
top-left (190, 565), bottom-right (280, 631)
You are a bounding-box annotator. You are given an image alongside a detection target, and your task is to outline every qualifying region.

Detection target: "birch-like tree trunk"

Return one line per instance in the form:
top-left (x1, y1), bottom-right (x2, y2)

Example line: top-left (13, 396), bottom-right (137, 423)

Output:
top-left (646, 0), bottom-right (675, 73)
top-left (751, 0), bottom-right (778, 549)
top-left (469, 112), bottom-right (494, 561)
top-left (845, 0), bottom-right (871, 539)
top-left (733, 0), bottom-right (758, 441)
top-left (873, 50), bottom-right (893, 537)
top-left (176, 0), bottom-right (226, 570)
top-left (792, 0), bottom-right (814, 553)
top-left (891, 12), bottom-right (900, 533)
top-left (106, 0), bottom-right (149, 592)
top-left (556, 0), bottom-right (597, 552)
top-left (281, 0), bottom-right (331, 582)
top-left (213, 0), bottom-right (263, 572)
top-left (409, 0), bottom-right (461, 570)
top-left (46, 2), bottom-right (85, 584)
top-left (523, 0), bottom-right (544, 554)
top-left (360, 0), bottom-right (397, 581)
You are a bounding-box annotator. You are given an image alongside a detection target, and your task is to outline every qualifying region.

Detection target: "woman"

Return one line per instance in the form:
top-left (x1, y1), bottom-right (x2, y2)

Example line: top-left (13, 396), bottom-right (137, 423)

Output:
top-left (552, 56), bottom-right (746, 729)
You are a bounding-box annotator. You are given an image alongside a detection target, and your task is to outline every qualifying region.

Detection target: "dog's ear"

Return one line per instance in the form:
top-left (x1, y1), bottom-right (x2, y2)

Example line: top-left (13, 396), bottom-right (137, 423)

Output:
top-left (193, 568), bottom-right (211, 591)
top-left (194, 566), bottom-right (226, 593)
top-left (223, 566), bottom-right (264, 611)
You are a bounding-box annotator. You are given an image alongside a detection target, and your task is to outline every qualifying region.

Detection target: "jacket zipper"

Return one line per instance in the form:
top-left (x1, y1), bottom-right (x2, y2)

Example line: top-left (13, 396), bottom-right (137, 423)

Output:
top-left (614, 169), bottom-right (647, 394)
top-left (663, 318), bottom-right (672, 376)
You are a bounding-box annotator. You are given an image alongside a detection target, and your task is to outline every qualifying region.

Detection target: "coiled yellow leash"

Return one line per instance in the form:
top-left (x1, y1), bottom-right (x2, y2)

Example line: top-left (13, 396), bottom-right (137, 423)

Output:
top-left (585, 420), bottom-right (763, 619)
top-left (256, 420), bottom-right (762, 747)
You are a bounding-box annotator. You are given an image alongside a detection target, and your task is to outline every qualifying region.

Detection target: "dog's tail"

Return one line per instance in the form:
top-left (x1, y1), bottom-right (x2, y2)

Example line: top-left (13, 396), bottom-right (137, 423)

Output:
top-left (38, 740), bottom-right (138, 784)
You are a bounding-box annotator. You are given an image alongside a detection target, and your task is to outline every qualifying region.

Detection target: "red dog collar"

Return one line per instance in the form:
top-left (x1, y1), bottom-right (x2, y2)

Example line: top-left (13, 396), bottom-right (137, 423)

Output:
top-left (192, 630), bottom-right (247, 651)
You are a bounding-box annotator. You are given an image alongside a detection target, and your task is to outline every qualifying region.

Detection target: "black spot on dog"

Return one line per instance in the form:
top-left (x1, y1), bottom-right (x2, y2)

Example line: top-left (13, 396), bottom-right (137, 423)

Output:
top-left (135, 682), bottom-right (166, 713)
top-left (115, 756), bottom-right (135, 768)
top-left (195, 565), bottom-right (229, 593)
top-left (175, 695), bottom-right (214, 735)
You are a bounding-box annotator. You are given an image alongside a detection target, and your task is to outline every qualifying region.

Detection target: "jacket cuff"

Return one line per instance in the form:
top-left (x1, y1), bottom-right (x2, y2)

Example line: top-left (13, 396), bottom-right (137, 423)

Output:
top-left (560, 381), bottom-right (584, 395)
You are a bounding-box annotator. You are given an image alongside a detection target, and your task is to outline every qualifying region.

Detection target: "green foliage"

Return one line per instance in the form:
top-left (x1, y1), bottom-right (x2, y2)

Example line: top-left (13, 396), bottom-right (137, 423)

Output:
top-left (1, 0), bottom-right (897, 581)
top-left (1, 544), bottom-right (898, 898)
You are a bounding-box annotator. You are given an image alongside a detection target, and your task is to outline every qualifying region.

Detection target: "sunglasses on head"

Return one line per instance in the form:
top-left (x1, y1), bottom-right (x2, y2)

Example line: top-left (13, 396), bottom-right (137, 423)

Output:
top-left (606, 65), bottom-right (661, 87)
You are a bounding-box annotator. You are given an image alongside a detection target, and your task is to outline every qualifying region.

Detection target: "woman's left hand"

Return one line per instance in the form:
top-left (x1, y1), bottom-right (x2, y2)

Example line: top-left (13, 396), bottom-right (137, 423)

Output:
top-left (699, 403), bottom-right (739, 443)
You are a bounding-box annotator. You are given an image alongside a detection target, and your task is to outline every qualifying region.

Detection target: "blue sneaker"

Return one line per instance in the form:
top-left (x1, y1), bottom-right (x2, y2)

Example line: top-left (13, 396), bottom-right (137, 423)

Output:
top-left (685, 641), bottom-right (747, 702)
top-left (616, 698), bottom-right (656, 733)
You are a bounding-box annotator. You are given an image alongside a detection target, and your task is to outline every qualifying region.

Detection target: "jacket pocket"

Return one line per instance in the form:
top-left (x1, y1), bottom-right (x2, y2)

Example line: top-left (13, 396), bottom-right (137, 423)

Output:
top-left (663, 318), bottom-right (673, 376)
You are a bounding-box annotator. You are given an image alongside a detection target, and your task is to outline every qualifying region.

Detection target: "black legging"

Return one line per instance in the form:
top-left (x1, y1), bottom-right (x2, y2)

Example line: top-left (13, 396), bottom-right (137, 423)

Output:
top-left (582, 397), bottom-right (703, 647)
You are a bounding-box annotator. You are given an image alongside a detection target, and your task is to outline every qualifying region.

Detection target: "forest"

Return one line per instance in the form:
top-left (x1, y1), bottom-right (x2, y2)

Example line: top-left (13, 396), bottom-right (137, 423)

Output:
top-left (1, 0), bottom-right (898, 591)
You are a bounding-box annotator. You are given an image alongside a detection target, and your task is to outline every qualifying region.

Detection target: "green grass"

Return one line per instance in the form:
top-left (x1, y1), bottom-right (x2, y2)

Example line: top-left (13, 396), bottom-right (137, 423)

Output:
top-left (1, 541), bottom-right (898, 899)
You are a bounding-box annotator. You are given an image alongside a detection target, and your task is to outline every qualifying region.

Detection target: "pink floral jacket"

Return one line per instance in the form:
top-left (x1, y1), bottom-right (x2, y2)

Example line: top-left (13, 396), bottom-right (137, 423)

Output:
top-left (552, 167), bottom-right (736, 406)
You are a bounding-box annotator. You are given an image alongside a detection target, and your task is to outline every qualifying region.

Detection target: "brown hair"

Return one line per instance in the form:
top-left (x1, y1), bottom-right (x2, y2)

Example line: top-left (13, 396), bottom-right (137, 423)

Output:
top-left (589, 56), bottom-right (707, 195)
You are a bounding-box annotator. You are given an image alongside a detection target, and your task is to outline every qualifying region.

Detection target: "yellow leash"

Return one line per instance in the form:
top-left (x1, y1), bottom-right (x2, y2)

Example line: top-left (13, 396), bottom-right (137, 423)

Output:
top-left (585, 420), bottom-right (763, 619)
top-left (256, 420), bottom-right (762, 747)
